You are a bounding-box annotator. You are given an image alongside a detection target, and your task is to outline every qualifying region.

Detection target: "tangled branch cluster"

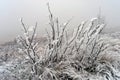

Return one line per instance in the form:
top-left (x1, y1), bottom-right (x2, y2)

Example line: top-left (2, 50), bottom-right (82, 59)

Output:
top-left (15, 5), bottom-right (120, 80)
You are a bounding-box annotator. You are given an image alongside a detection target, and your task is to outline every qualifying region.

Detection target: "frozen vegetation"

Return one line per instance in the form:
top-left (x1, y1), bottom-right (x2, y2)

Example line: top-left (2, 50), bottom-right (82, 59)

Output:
top-left (1, 5), bottom-right (120, 80)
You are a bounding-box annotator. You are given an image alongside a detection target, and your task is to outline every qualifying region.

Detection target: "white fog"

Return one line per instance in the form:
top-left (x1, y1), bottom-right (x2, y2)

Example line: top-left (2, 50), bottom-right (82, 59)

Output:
top-left (0, 0), bottom-right (120, 43)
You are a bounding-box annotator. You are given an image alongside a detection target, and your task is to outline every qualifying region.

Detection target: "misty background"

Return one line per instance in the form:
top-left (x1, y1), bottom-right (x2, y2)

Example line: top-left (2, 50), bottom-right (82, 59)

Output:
top-left (0, 0), bottom-right (120, 43)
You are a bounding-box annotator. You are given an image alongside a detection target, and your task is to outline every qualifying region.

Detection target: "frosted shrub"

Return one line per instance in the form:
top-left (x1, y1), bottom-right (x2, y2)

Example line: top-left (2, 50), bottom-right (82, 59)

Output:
top-left (15, 18), bottom-right (41, 79)
top-left (15, 4), bottom-right (120, 80)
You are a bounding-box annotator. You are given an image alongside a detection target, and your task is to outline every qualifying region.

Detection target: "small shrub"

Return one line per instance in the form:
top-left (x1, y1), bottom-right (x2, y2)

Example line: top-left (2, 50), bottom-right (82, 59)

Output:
top-left (14, 4), bottom-right (120, 80)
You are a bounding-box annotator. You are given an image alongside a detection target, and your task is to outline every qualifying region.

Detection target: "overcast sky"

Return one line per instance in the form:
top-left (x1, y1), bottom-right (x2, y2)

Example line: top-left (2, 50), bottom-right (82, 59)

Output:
top-left (0, 0), bottom-right (120, 43)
